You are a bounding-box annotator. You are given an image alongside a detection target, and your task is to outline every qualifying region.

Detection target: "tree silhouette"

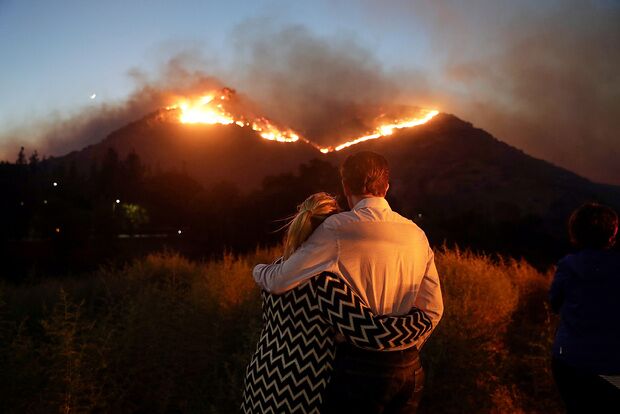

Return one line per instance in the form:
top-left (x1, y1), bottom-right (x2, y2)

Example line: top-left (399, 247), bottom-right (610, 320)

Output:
top-left (99, 148), bottom-right (120, 196)
top-left (28, 150), bottom-right (40, 173)
top-left (123, 151), bottom-right (144, 184)
top-left (28, 150), bottom-right (39, 166)
top-left (16, 147), bottom-right (26, 165)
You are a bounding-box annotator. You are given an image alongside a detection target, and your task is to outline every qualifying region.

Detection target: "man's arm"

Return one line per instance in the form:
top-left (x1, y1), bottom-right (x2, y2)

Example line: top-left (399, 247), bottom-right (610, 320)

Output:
top-left (253, 221), bottom-right (339, 293)
top-left (413, 245), bottom-right (444, 347)
top-left (314, 272), bottom-right (433, 350)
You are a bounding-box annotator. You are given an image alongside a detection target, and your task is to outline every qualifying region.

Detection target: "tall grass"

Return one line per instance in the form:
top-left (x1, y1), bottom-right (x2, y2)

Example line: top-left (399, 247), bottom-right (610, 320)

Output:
top-left (0, 247), bottom-right (561, 413)
top-left (421, 249), bottom-right (560, 413)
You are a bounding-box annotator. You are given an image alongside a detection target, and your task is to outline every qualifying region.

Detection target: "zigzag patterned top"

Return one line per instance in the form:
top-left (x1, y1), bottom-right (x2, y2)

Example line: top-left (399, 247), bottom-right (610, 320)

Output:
top-left (241, 271), bottom-right (433, 414)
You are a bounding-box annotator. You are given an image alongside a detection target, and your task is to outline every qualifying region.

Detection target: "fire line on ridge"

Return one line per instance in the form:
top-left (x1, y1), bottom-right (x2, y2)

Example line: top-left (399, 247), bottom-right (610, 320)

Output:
top-left (165, 88), bottom-right (439, 153)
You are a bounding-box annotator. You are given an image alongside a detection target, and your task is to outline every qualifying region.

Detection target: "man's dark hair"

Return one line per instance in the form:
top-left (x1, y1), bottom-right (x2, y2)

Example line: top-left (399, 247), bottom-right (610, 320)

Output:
top-left (340, 151), bottom-right (389, 196)
top-left (568, 203), bottom-right (618, 249)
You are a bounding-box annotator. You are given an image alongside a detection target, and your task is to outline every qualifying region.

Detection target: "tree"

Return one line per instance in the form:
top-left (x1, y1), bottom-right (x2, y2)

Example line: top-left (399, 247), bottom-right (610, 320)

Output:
top-left (99, 148), bottom-right (120, 196)
top-left (29, 150), bottom-right (39, 166)
top-left (29, 150), bottom-right (40, 172)
top-left (16, 147), bottom-right (26, 165)
top-left (123, 151), bottom-right (144, 183)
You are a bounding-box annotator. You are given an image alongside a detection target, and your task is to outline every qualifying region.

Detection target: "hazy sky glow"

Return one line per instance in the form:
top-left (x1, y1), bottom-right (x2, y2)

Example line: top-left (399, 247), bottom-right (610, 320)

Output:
top-left (1, 0), bottom-right (619, 184)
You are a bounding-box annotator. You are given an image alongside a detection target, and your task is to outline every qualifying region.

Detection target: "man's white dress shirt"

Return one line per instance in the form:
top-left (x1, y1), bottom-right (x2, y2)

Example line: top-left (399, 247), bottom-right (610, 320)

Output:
top-left (253, 197), bottom-right (443, 348)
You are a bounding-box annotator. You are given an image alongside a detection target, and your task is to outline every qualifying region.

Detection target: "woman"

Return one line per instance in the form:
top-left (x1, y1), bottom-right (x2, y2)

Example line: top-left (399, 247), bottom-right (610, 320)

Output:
top-left (241, 193), bottom-right (433, 414)
top-left (549, 203), bottom-right (620, 412)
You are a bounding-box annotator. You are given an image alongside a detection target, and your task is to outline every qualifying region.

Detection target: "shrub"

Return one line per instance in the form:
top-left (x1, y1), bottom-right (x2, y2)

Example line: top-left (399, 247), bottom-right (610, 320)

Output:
top-left (420, 248), bottom-right (561, 414)
top-left (0, 247), bottom-right (562, 413)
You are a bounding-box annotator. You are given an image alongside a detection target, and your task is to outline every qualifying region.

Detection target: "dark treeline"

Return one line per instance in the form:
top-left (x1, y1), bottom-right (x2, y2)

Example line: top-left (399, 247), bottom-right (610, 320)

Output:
top-left (2, 145), bottom-right (608, 280)
top-left (0, 147), bottom-right (343, 280)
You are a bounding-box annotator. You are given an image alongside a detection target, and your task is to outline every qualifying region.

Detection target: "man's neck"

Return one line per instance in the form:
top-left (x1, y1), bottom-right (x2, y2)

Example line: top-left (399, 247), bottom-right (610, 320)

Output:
top-left (348, 194), bottom-right (382, 210)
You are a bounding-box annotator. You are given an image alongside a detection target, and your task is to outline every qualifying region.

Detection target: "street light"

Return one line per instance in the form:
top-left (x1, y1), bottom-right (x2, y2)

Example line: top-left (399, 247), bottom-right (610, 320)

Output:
top-left (52, 181), bottom-right (58, 187)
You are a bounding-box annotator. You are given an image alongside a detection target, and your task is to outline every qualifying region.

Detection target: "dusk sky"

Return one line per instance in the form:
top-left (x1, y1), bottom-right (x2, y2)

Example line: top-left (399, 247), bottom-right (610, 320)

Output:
top-left (1, 0), bottom-right (619, 184)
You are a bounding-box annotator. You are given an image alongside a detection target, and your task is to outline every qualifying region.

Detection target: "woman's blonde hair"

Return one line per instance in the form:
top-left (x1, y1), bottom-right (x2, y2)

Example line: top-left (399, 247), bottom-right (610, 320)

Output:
top-left (283, 192), bottom-right (340, 259)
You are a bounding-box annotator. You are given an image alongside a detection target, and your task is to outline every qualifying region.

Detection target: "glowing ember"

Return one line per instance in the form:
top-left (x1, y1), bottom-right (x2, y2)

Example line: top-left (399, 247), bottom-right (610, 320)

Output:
top-left (167, 88), bottom-right (439, 151)
top-left (318, 109), bottom-right (440, 153)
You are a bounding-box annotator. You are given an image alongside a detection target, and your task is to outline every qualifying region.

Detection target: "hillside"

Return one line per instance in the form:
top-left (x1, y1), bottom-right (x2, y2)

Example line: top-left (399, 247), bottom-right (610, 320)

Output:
top-left (57, 110), bottom-right (319, 189)
top-left (39, 110), bottom-right (620, 265)
top-left (325, 114), bottom-right (620, 259)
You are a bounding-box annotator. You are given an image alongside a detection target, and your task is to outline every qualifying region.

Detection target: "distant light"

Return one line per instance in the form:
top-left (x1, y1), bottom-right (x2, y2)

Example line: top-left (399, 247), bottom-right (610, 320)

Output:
top-left (418, 213), bottom-right (423, 218)
top-left (52, 182), bottom-right (58, 187)
top-left (55, 227), bottom-right (60, 233)
top-left (90, 93), bottom-right (97, 100)
top-left (43, 200), bottom-right (48, 204)
top-left (20, 201), bottom-right (24, 206)
top-left (177, 230), bottom-right (182, 235)
top-left (115, 199), bottom-right (120, 204)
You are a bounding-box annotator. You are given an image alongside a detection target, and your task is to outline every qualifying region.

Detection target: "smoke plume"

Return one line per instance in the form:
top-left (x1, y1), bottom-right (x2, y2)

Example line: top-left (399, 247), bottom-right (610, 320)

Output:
top-left (228, 23), bottom-right (432, 145)
top-left (0, 53), bottom-right (224, 161)
top-left (373, 0), bottom-right (620, 184)
top-left (2, 1), bottom-right (618, 185)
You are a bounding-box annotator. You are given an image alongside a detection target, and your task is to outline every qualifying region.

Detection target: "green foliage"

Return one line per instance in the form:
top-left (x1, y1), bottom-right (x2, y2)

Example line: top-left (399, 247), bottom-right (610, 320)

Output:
top-left (0, 247), bottom-right (561, 413)
top-left (120, 203), bottom-right (149, 232)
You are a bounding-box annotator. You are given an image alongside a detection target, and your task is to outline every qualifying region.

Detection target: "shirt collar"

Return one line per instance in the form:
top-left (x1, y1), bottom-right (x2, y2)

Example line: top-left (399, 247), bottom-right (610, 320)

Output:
top-left (351, 197), bottom-right (391, 211)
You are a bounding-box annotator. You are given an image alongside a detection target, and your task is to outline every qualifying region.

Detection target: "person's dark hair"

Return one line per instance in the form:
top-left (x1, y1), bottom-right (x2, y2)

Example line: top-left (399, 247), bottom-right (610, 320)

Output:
top-left (340, 151), bottom-right (389, 196)
top-left (568, 203), bottom-right (618, 249)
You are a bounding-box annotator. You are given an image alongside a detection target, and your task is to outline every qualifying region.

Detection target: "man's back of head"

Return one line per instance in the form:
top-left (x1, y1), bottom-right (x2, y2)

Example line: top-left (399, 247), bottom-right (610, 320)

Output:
top-left (340, 151), bottom-right (390, 198)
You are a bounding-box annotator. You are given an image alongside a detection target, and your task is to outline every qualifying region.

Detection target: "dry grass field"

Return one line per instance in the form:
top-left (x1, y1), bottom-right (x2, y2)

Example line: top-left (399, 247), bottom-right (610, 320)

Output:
top-left (0, 247), bottom-right (562, 413)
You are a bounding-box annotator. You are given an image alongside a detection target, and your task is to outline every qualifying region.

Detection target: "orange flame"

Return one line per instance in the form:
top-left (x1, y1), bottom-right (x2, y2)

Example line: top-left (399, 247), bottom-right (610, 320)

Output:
top-left (167, 91), bottom-right (300, 143)
top-left (318, 109), bottom-right (439, 153)
top-left (167, 89), bottom-right (439, 151)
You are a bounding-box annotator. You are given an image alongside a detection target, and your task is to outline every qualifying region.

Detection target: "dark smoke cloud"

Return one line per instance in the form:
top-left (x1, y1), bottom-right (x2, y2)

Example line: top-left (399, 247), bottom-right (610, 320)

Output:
top-left (3, 1), bottom-right (618, 186)
top-left (0, 24), bottom-right (431, 160)
top-left (0, 52), bottom-right (223, 161)
top-left (368, 0), bottom-right (620, 184)
top-left (228, 22), bottom-right (433, 146)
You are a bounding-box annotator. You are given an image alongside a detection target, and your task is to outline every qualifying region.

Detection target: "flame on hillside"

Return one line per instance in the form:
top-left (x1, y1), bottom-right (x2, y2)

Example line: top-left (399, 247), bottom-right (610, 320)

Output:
top-left (166, 88), bottom-right (438, 152)
top-left (319, 109), bottom-right (440, 153)
top-left (166, 89), bottom-right (300, 143)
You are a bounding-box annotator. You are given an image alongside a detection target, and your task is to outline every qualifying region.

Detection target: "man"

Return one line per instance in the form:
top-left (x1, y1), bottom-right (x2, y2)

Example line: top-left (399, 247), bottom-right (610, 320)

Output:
top-left (253, 151), bottom-right (443, 412)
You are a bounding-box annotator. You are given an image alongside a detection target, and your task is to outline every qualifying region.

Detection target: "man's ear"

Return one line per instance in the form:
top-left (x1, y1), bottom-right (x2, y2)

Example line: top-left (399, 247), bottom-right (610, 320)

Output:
top-left (385, 183), bottom-right (390, 195)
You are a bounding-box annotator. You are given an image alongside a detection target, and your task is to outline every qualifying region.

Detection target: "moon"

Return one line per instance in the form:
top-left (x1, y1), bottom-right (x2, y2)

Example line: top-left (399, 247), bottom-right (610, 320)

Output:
top-left (90, 93), bottom-right (97, 100)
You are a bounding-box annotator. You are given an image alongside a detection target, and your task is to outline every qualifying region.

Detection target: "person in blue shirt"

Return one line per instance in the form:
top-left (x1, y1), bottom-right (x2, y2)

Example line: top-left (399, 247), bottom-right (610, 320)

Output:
top-left (549, 202), bottom-right (620, 413)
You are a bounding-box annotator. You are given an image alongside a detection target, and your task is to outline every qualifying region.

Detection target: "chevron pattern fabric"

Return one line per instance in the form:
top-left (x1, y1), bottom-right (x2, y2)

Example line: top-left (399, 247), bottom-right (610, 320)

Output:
top-left (241, 272), bottom-right (432, 414)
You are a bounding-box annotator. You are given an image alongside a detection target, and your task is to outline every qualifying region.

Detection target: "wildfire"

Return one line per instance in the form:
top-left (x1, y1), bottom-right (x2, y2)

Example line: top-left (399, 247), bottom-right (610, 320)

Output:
top-left (167, 90), bottom-right (300, 143)
top-left (318, 109), bottom-right (440, 153)
top-left (177, 95), bottom-right (235, 125)
top-left (167, 88), bottom-right (439, 152)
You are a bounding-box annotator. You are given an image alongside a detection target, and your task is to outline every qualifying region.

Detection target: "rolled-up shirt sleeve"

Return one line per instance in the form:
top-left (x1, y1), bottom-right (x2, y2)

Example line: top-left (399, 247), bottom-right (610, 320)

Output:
top-left (253, 220), bottom-right (339, 293)
top-left (413, 246), bottom-right (444, 344)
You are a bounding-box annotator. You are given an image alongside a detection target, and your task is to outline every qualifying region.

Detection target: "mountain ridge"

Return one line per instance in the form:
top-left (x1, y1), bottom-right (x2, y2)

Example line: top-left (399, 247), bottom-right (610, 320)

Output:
top-left (54, 111), bottom-right (618, 193)
top-left (26, 109), bottom-right (620, 265)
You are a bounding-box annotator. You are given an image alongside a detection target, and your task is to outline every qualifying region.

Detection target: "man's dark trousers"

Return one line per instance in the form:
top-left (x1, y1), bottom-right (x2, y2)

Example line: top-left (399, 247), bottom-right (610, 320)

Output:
top-left (322, 343), bottom-right (424, 413)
